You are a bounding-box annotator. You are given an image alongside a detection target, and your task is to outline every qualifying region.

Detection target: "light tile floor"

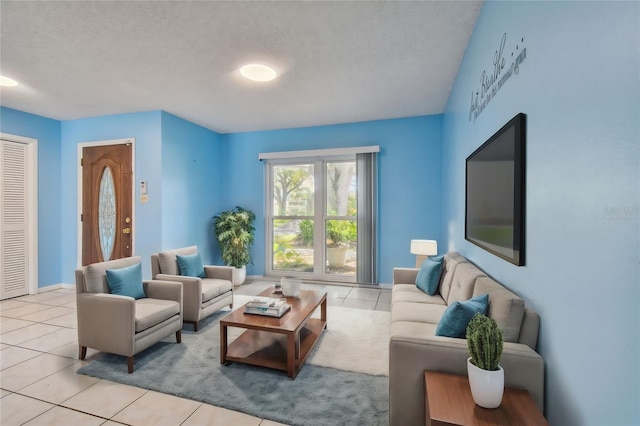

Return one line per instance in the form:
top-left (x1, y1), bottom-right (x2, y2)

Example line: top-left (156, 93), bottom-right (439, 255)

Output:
top-left (1, 282), bottom-right (390, 425)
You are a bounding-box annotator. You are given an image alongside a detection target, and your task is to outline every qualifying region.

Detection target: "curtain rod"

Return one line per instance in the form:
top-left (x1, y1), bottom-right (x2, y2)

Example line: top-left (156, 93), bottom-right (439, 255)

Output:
top-left (258, 145), bottom-right (379, 161)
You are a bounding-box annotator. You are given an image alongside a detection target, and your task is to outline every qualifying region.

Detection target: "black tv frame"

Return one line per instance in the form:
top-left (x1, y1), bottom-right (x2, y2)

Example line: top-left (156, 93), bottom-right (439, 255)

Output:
top-left (465, 113), bottom-right (526, 266)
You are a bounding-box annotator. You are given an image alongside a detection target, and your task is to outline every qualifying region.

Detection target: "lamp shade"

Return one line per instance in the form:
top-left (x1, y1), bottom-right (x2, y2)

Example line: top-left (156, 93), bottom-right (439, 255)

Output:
top-left (410, 240), bottom-right (438, 256)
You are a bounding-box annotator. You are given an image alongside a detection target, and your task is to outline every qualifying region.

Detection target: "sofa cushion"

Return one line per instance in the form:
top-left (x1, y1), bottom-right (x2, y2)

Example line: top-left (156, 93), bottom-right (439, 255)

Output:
top-left (134, 298), bottom-right (180, 332)
top-left (176, 253), bottom-right (206, 278)
top-left (415, 255), bottom-right (444, 295)
top-left (158, 246), bottom-right (198, 276)
top-left (473, 276), bottom-right (525, 343)
top-left (392, 285), bottom-right (446, 305)
top-left (84, 256), bottom-right (142, 294)
top-left (518, 309), bottom-right (540, 350)
top-left (201, 279), bottom-right (233, 302)
top-left (446, 262), bottom-right (485, 305)
top-left (391, 301), bottom-right (448, 324)
top-left (390, 320), bottom-right (439, 343)
top-left (106, 263), bottom-right (146, 300)
top-left (439, 252), bottom-right (468, 302)
top-left (435, 294), bottom-right (489, 338)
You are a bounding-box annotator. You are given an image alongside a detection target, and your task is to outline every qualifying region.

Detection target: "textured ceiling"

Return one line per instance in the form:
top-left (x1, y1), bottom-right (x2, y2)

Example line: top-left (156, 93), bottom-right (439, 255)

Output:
top-left (0, 1), bottom-right (482, 133)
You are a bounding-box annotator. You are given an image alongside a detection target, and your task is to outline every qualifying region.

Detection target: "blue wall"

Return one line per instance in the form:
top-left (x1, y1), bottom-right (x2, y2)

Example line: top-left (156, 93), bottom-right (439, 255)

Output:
top-left (160, 112), bottom-right (223, 263)
top-left (3, 106), bottom-right (443, 285)
top-left (60, 111), bottom-right (163, 280)
top-left (221, 115), bottom-right (443, 283)
top-left (0, 107), bottom-right (62, 287)
top-left (59, 111), bottom-right (222, 280)
top-left (442, 2), bottom-right (639, 424)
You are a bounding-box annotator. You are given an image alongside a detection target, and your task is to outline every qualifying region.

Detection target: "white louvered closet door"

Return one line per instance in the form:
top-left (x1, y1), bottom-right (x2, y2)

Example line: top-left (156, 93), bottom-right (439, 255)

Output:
top-left (1, 140), bottom-right (29, 299)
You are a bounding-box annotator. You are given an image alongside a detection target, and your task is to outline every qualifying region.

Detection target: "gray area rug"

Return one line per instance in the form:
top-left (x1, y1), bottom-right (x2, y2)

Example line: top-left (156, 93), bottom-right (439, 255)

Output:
top-left (78, 309), bottom-right (389, 426)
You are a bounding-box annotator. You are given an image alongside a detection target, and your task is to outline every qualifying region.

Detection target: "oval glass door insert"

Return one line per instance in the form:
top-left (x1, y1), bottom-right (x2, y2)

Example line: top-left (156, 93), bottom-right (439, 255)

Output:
top-left (98, 166), bottom-right (116, 261)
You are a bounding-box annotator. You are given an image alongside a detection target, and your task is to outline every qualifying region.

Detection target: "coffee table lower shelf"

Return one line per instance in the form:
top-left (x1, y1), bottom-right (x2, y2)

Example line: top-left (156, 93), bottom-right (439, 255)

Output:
top-left (223, 317), bottom-right (326, 378)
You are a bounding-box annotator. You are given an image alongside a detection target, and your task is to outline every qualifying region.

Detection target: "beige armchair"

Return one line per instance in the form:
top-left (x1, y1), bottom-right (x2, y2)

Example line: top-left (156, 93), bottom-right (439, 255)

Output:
top-left (75, 256), bottom-right (183, 373)
top-left (151, 246), bottom-right (233, 331)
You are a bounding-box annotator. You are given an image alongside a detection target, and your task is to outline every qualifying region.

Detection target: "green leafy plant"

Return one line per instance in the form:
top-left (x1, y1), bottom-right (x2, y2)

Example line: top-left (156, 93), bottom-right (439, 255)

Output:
top-left (274, 250), bottom-right (311, 270)
top-left (213, 206), bottom-right (256, 268)
top-left (466, 313), bottom-right (503, 371)
top-left (326, 220), bottom-right (356, 247)
top-left (298, 219), bottom-right (314, 246)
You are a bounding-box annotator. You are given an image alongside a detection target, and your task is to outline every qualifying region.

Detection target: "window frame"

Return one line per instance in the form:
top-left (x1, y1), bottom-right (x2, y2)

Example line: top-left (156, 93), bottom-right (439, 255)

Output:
top-left (265, 154), bottom-right (357, 282)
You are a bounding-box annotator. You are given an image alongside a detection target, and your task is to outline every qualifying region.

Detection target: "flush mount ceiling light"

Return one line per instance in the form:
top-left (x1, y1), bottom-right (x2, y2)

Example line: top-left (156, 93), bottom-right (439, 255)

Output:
top-left (239, 64), bottom-right (277, 82)
top-left (0, 75), bottom-right (18, 87)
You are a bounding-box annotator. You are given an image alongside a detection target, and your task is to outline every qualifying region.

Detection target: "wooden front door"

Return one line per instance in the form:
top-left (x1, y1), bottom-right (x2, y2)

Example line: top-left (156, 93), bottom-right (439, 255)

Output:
top-left (82, 143), bottom-right (133, 266)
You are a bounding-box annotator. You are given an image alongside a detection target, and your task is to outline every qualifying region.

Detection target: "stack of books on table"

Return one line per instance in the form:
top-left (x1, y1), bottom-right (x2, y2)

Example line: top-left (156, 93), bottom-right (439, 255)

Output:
top-left (244, 297), bottom-right (291, 317)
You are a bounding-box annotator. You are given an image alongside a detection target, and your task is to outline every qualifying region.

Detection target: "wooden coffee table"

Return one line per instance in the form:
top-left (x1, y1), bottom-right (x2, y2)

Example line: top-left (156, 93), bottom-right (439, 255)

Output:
top-left (424, 371), bottom-right (547, 425)
top-left (220, 287), bottom-right (327, 379)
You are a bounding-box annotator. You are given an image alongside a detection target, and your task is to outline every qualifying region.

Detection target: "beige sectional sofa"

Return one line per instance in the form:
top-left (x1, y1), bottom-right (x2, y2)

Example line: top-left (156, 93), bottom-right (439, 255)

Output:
top-left (389, 252), bottom-right (544, 426)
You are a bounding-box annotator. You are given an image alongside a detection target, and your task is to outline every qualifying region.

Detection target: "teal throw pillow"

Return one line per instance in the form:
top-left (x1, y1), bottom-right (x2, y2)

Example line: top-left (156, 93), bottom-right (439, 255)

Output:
top-left (176, 253), bottom-right (206, 278)
top-left (415, 255), bottom-right (444, 296)
top-left (435, 293), bottom-right (489, 337)
top-left (105, 263), bottom-right (146, 299)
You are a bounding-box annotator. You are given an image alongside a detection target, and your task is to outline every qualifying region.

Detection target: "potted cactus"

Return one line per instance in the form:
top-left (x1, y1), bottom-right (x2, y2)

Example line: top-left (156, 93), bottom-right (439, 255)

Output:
top-left (466, 313), bottom-right (504, 408)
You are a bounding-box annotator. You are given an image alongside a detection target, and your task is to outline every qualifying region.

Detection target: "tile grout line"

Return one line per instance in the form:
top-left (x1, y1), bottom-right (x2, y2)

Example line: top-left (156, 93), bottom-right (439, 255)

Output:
top-left (11, 308), bottom-right (76, 323)
top-left (0, 324), bottom-right (70, 348)
top-left (108, 387), bottom-right (151, 424)
top-left (12, 382), bottom-right (117, 425)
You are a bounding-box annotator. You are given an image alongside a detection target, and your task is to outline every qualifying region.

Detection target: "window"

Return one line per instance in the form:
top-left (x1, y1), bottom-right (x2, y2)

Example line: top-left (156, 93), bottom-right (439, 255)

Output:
top-left (263, 148), bottom-right (377, 284)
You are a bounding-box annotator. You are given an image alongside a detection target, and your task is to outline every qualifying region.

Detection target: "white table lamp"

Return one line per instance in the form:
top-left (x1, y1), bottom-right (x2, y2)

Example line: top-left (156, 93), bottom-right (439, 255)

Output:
top-left (410, 240), bottom-right (438, 267)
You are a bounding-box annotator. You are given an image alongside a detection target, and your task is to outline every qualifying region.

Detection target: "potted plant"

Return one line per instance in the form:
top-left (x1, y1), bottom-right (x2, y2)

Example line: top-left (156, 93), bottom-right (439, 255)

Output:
top-left (326, 220), bottom-right (355, 268)
top-left (213, 206), bottom-right (255, 286)
top-left (466, 313), bottom-right (504, 408)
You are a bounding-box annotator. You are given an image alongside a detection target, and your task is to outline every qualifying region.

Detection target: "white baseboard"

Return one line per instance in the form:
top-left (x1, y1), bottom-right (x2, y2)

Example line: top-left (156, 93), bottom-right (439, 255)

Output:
top-left (247, 275), bottom-right (392, 289)
top-left (35, 283), bottom-right (75, 293)
top-left (246, 275), bottom-right (266, 281)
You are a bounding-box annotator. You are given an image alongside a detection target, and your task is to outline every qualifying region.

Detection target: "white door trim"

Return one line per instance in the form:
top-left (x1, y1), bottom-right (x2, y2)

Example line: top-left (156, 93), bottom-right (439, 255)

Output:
top-left (0, 132), bottom-right (38, 295)
top-left (77, 138), bottom-right (136, 268)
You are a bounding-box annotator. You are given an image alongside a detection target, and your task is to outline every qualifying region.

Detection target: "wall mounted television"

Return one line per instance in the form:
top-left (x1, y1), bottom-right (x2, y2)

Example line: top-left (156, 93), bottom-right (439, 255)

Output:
top-left (465, 113), bottom-right (526, 266)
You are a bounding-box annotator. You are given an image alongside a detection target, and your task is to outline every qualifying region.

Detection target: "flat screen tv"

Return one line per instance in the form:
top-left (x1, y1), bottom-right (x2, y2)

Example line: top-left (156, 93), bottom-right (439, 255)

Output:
top-left (465, 113), bottom-right (526, 266)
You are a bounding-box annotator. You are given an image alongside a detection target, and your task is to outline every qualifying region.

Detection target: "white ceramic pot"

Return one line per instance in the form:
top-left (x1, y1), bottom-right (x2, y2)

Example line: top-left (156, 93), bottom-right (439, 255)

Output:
top-left (327, 247), bottom-right (348, 267)
top-left (467, 357), bottom-right (504, 409)
top-left (231, 266), bottom-right (246, 286)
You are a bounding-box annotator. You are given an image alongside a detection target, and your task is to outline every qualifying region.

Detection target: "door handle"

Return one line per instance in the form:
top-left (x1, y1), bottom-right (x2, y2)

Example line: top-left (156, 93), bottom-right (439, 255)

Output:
top-left (122, 227), bottom-right (131, 234)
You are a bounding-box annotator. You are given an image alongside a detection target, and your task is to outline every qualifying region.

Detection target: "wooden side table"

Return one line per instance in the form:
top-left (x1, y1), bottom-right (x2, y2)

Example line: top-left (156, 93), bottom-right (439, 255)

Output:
top-left (424, 371), bottom-right (547, 426)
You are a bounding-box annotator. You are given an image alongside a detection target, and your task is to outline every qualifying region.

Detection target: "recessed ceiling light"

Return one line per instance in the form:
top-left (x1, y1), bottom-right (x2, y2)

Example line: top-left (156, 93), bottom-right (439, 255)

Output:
top-left (240, 64), bottom-right (277, 82)
top-left (0, 75), bottom-right (18, 87)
